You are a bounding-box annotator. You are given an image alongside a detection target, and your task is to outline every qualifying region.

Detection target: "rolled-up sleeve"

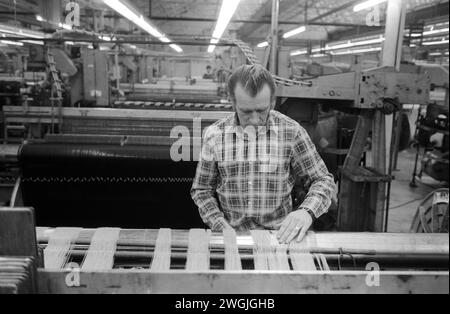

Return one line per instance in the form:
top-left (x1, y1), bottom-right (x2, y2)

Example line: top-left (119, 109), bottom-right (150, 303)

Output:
top-left (191, 127), bottom-right (227, 230)
top-left (290, 126), bottom-right (336, 218)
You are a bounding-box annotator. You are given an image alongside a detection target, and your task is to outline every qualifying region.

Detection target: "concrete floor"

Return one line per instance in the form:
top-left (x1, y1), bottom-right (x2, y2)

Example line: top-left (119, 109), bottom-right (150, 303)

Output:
top-left (386, 148), bottom-right (448, 232)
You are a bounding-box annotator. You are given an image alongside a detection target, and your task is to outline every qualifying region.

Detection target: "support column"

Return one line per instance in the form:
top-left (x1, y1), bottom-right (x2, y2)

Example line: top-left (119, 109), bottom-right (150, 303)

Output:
top-left (373, 0), bottom-right (406, 232)
top-left (270, 0), bottom-right (279, 74)
top-left (383, 0), bottom-right (407, 170)
top-left (382, 0), bottom-right (406, 70)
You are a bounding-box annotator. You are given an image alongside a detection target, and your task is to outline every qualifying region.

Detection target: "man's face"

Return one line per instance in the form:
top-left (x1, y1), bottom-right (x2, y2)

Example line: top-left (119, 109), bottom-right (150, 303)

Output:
top-left (233, 83), bottom-right (273, 128)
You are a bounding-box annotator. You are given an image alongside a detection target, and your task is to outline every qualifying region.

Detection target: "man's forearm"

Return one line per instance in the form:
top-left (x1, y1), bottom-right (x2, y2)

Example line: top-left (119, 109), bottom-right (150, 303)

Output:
top-left (298, 173), bottom-right (336, 218)
top-left (191, 189), bottom-right (229, 230)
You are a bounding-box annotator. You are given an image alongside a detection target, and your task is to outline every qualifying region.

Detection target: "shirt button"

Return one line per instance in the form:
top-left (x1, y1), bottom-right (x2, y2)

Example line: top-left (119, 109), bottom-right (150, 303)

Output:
top-left (248, 181), bottom-right (252, 185)
top-left (248, 201), bottom-right (252, 206)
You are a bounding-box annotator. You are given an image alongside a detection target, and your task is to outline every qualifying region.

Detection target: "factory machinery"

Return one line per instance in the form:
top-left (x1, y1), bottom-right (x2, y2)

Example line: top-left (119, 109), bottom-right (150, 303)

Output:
top-left (1, 44), bottom-right (233, 140)
top-left (1, 33), bottom-right (448, 293)
top-left (1, 39), bottom-right (434, 230)
top-left (0, 207), bottom-right (448, 294)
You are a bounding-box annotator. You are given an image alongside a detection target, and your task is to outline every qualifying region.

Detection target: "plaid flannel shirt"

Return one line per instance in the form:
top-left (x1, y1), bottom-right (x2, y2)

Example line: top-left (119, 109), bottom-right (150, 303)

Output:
top-left (191, 110), bottom-right (336, 231)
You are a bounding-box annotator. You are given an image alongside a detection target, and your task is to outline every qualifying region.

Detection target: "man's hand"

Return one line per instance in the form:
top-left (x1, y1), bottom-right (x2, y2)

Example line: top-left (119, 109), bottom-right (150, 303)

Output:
top-left (213, 219), bottom-right (234, 232)
top-left (276, 210), bottom-right (313, 244)
top-left (222, 222), bottom-right (234, 231)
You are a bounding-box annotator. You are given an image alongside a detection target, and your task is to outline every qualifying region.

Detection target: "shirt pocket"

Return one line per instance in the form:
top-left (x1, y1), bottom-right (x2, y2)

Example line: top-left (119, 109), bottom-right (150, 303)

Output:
top-left (218, 161), bottom-right (242, 178)
top-left (258, 157), bottom-right (283, 173)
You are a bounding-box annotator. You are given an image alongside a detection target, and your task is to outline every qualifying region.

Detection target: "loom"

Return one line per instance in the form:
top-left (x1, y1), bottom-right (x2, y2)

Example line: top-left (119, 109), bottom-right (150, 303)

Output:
top-left (0, 207), bottom-right (448, 294)
top-left (1, 39), bottom-right (447, 295)
top-left (1, 61), bottom-right (439, 236)
top-left (118, 78), bottom-right (226, 104)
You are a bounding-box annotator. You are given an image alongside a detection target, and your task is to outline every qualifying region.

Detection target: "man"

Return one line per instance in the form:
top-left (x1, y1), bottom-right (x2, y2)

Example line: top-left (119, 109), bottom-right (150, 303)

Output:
top-left (191, 64), bottom-right (335, 243)
top-left (202, 65), bottom-right (215, 80)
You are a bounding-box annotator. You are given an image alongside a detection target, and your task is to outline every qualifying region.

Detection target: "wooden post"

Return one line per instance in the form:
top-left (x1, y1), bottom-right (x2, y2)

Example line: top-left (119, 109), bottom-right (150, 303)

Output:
top-left (372, 110), bottom-right (387, 231)
top-left (338, 112), bottom-right (373, 231)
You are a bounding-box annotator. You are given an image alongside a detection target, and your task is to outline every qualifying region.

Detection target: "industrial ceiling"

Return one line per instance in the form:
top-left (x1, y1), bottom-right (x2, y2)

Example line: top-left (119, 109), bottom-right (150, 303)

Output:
top-left (0, 0), bottom-right (448, 54)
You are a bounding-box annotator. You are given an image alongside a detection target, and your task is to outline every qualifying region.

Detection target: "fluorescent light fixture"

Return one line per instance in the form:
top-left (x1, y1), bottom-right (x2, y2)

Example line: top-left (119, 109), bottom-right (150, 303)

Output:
top-left (353, 0), bottom-right (387, 12)
top-left (103, 0), bottom-right (160, 37)
top-left (257, 41), bottom-right (269, 48)
top-left (0, 24), bottom-right (45, 39)
top-left (311, 53), bottom-right (327, 58)
top-left (290, 47), bottom-right (321, 56)
top-left (58, 23), bottom-right (72, 30)
top-left (99, 35), bottom-right (112, 41)
top-left (283, 26), bottom-right (306, 39)
top-left (290, 49), bottom-right (307, 56)
top-left (351, 36), bottom-right (384, 45)
top-left (292, 35), bottom-right (385, 57)
top-left (326, 36), bottom-right (384, 50)
top-left (169, 44), bottom-right (183, 53)
top-left (208, 0), bottom-right (241, 53)
top-left (103, 0), bottom-right (182, 53)
top-left (423, 28), bottom-right (449, 36)
top-left (410, 28), bottom-right (449, 37)
top-left (22, 40), bottom-right (44, 45)
top-left (36, 15), bottom-right (46, 22)
top-left (422, 39), bottom-right (449, 46)
top-left (326, 40), bottom-right (351, 50)
top-left (0, 40), bottom-right (24, 46)
top-left (331, 47), bottom-right (382, 55)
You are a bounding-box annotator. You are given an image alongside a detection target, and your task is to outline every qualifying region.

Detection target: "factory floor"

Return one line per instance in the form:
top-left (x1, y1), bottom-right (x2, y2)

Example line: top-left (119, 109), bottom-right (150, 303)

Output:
top-left (386, 148), bottom-right (448, 232)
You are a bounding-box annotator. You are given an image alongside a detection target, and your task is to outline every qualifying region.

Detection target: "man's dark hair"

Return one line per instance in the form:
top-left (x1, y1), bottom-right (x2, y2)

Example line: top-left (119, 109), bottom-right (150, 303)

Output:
top-left (206, 65), bottom-right (212, 70)
top-left (227, 64), bottom-right (276, 103)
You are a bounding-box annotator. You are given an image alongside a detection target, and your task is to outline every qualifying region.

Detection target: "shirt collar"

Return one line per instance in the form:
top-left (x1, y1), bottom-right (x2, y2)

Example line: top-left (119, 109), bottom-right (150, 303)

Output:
top-left (231, 110), bottom-right (278, 139)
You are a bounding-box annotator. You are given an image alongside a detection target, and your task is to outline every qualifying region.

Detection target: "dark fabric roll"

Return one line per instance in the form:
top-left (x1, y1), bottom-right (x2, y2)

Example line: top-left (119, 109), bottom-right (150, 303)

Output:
top-left (19, 143), bottom-right (205, 229)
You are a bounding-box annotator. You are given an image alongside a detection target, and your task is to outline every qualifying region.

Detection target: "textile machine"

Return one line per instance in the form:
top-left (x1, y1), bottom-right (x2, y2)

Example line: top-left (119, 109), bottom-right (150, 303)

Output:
top-left (1, 38), bottom-right (447, 294)
top-left (0, 207), bottom-right (448, 294)
top-left (3, 60), bottom-right (431, 229)
top-left (0, 58), bottom-right (434, 232)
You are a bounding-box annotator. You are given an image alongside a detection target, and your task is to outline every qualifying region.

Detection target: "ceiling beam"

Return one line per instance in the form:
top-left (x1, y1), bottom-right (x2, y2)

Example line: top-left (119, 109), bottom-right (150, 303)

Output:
top-left (0, 35), bottom-right (236, 46)
top-left (144, 15), bottom-right (376, 28)
top-left (0, 11), bottom-right (380, 31)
